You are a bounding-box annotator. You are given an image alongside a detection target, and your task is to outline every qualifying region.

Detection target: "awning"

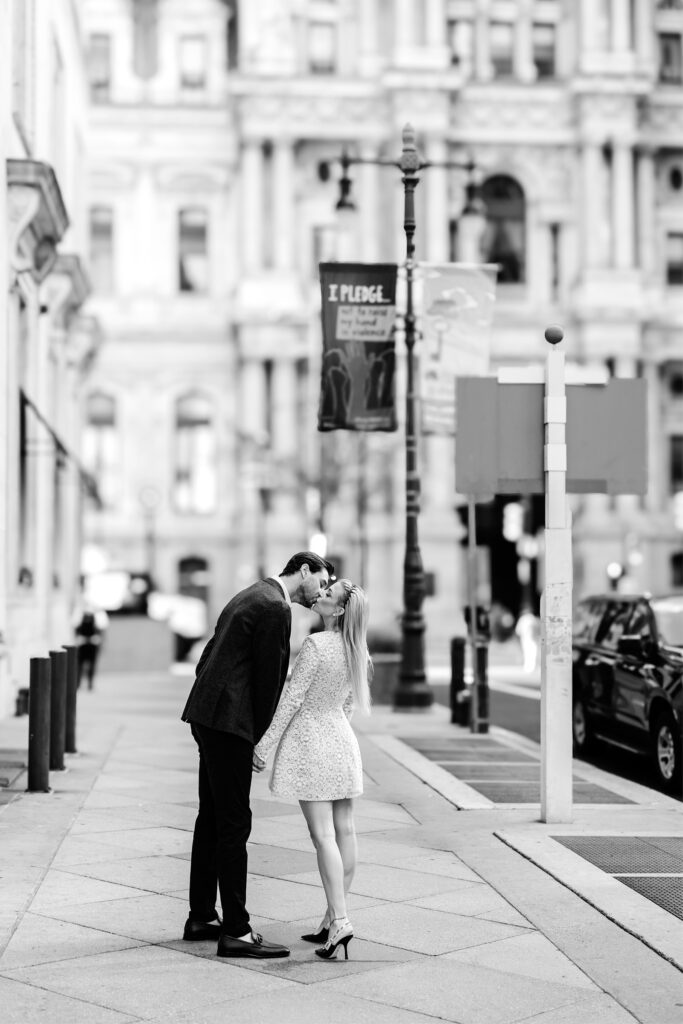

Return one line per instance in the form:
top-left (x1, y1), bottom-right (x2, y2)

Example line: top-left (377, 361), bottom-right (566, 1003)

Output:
top-left (20, 390), bottom-right (102, 508)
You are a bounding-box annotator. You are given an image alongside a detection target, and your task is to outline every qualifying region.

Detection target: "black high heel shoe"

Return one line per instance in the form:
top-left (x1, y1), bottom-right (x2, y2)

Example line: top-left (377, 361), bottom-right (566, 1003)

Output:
top-left (315, 918), bottom-right (353, 960)
top-left (302, 914), bottom-right (330, 943)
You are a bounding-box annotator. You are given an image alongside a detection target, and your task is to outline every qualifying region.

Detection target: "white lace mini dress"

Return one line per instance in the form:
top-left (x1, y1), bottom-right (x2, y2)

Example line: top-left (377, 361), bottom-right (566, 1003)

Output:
top-left (253, 631), bottom-right (363, 801)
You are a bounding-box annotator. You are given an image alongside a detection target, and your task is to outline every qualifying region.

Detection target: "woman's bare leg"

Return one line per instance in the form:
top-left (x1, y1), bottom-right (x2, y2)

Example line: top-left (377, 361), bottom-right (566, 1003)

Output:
top-left (332, 798), bottom-right (357, 895)
top-left (300, 799), bottom-right (347, 923)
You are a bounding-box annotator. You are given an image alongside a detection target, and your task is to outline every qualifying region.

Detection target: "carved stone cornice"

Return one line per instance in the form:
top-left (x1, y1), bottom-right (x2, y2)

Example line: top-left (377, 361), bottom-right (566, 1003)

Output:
top-left (6, 159), bottom-right (69, 283)
top-left (44, 254), bottom-right (91, 329)
top-left (234, 88), bottom-right (389, 138)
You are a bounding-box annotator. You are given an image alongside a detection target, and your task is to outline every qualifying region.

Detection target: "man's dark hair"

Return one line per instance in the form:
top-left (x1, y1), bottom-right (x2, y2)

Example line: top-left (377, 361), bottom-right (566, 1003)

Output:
top-left (280, 551), bottom-right (335, 579)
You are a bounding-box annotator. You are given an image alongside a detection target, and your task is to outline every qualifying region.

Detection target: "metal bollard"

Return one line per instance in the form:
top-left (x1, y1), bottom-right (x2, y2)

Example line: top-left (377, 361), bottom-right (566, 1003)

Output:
top-left (62, 644), bottom-right (78, 755)
top-left (474, 643), bottom-right (489, 734)
top-left (27, 657), bottom-right (52, 792)
top-left (49, 649), bottom-right (68, 772)
top-left (449, 637), bottom-right (468, 725)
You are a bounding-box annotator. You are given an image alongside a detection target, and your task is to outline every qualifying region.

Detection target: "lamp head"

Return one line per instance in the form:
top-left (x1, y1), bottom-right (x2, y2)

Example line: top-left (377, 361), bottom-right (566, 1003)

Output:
top-left (336, 151), bottom-right (356, 211)
top-left (545, 324), bottom-right (564, 346)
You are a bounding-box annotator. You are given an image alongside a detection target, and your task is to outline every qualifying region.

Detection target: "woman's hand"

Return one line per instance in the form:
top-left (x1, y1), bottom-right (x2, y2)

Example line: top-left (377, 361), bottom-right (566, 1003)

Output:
top-left (252, 751), bottom-right (267, 773)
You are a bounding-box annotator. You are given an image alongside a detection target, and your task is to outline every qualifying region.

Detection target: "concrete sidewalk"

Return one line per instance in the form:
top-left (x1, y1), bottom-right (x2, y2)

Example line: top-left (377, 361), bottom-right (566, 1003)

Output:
top-left (0, 670), bottom-right (682, 1024)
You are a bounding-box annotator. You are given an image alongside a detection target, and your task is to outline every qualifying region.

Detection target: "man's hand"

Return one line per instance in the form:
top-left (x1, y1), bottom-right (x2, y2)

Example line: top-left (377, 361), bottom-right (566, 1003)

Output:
top-left (252, 752), bottom-right (266, 773)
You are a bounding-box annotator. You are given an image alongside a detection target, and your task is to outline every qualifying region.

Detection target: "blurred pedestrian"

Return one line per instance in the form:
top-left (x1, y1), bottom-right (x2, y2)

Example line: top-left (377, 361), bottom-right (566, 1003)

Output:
top-left (515, 606), bottom-right (540, 673)
top-left (180, 551), bottom-right (333, 960)
top-left (72, 599), bottom-right (109, 690)
top-left (253, 579), bottom-right (371, 962)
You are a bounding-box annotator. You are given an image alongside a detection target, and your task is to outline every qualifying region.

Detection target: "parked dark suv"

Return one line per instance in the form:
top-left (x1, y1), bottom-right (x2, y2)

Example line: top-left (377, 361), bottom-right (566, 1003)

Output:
top-left (572, 594), bottom-right (683, 793)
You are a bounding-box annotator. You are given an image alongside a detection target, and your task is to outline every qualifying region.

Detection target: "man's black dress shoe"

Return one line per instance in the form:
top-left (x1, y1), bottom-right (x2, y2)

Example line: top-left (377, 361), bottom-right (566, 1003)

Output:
top-left (183, 917), bottom-right (222, 941)
top-left (217, 932), bottom-right (290, 959)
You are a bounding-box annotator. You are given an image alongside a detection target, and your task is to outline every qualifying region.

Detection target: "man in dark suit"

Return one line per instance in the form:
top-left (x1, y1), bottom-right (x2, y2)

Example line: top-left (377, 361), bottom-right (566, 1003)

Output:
top-left (181, 551), bottom-right (333, 959)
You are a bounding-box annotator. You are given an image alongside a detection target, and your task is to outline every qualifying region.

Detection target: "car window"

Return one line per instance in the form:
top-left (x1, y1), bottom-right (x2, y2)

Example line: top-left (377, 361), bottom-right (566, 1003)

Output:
top-left (650, 597), bottom-right (683, 647)
top-left (626, 602), bottom-right (653, 643)
top-left (595, 602), bottom-right (632, 651)
top-left (573, 600), bottom-right (603, 643)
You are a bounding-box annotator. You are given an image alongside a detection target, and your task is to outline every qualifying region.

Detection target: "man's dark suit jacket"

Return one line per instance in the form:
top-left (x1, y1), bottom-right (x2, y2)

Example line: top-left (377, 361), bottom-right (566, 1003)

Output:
top-left (181, 579), bottom-right (292, 745)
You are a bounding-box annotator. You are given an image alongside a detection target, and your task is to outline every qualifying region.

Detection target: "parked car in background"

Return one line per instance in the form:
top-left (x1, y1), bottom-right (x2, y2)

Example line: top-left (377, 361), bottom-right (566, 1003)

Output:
top-left (572, 593), bottom-right (683, 794)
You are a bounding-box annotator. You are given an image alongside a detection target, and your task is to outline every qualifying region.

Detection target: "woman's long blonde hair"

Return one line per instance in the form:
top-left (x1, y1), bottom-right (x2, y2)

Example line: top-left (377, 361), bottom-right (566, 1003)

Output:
top-left (338, 579), bottom-right (372, 715)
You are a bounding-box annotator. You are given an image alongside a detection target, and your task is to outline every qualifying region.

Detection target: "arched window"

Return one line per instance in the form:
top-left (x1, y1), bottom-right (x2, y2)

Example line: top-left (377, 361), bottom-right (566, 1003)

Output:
top-left (481, 175), bottom-right (526, 284)
top-left (174, 393), bottom-right (216, 514)
top-left (82, 392), bottom-right (119, 508)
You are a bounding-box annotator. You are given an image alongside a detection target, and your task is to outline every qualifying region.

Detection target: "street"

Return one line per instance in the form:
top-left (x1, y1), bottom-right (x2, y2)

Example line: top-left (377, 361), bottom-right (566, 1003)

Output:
top-left (430, 664), bottom-right (681, 803)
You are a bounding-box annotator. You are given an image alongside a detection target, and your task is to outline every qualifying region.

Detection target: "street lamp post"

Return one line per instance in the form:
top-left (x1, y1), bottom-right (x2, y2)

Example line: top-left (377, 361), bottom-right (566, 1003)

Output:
top-left (334, 124), bottom-right (481, 710)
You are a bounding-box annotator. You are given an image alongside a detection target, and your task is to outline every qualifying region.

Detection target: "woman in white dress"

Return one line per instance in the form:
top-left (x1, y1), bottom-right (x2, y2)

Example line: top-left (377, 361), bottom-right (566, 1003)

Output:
top-left (253, 579), bottom-right (371, 961)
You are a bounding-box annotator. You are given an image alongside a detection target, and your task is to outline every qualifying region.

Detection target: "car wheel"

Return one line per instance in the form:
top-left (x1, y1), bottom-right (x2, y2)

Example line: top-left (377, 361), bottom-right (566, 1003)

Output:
top-left (650, 710), bottom-right (682, 794)
top-left (572, 696), bottom-right (592, 755)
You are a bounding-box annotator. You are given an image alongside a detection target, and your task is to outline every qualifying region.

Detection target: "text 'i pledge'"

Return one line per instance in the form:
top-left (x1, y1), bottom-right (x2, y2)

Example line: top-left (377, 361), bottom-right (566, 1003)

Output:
top-left (327, 284), bottom-right (388, 303)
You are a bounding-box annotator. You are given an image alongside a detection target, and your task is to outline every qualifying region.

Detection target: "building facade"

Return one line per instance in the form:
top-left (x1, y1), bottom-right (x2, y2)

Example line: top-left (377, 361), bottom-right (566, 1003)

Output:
top-left (0, 0), bottom-right (98, 717)
top-left (80, 0), bottom-right (683, 661)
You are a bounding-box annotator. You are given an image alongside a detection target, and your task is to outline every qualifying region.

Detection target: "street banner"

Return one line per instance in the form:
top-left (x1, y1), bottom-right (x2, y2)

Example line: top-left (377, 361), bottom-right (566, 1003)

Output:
top-left (419, 263), bottom-right (498, 435)
top-left (318, 262), bottom-right (398, 432)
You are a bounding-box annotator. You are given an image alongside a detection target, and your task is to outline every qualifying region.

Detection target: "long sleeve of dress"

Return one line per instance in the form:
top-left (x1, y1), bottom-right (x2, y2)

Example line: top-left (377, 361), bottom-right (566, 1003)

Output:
top-left (254, 637), bottom-right (319, 762)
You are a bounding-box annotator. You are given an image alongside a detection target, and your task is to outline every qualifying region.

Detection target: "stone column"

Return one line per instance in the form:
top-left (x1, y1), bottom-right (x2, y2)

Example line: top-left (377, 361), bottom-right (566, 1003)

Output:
top-left (636, 146), bottom-right (656, 278)
top-left (425, 0), bottom-right (446, 48)
top-left (581, 142), bottom-right (604, 269)
top-left (615, 356), bottom-right (640, 517)
top-left (242, 139), bottom-right (264, 274)
top-left (33, 303), bottom-right (53, 638)
top-left (644, 359), bottom-right (662, 513)
top-left (514, 0), bottom-right (537, 83)
top-left (272, 356), bottom-right (298, 514)
top-left (395, 0), bottom-right (414, 55)
top-left (359, 147), bottom-right (380, 264)
top-left (241, 357), bottom-right (267, 442)
top-left (612, 142), bottom-right (635, 270)
top-left (0, 13), bottom-right (9, 701)
top-left (424, 138), bottom-right (448, 264)
top-left (579, 0), bottom-right (598, 63)
top-left (635, 0), bottom-right (653, 66)
top-left (273, 137), bottom-right (294, 271)
top-left (610, 0), bottom-right (632, 53)
top-left (533, 215), bottom-right (553, 307)
top-left (582, 359), bottom-right (611, 521)
top-left (474, 0), bottom-right (493, 81)
top-left (358, 0), bottom-right (379, 75)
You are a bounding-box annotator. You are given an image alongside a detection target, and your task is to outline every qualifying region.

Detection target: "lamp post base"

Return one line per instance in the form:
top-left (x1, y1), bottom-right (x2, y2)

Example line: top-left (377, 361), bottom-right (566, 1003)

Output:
top-left (393, 681), bottom-right (434, 710)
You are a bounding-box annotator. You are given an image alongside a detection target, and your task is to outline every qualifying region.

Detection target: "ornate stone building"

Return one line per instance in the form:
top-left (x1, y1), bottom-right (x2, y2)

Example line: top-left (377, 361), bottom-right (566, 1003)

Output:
top-left (0, 0), bottom-right (97, 717)
top-left (80, 0), bottom-right (683, 660)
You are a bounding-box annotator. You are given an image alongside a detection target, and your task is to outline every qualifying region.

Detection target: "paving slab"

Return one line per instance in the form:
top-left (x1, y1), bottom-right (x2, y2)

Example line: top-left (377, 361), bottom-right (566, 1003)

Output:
top-left (150, 986), bottom-right (442, 1024)
top-left (1, 944), bottom-right (294, 1020)
top-left (61, 853), bottom-right (197, 893)
top-left (247, 844), bottom-right (318, 878)
top-left (31, 891), bottom-right (188, 943)
top-left (287, 862), bottom-right (476, 902)
top-left (445, 932), bottom-right (600, 990)
top-left (347, 901), bottom-right (526, 955)
top-left (29, 869), bottom-right (149, 910)
top-left (0, 975), bottom-right (138, 1024)
top-left (320, 956), bottom-right (608, 1024)
top-left (0, 913), bottom-right (144, 970)
top-left (410, 881), bottom-right (534, 925)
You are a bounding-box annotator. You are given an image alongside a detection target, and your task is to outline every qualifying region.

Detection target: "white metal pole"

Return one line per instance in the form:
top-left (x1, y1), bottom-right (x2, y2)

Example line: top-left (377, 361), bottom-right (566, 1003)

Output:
top-left (540, 325), bottom-right (573, 823)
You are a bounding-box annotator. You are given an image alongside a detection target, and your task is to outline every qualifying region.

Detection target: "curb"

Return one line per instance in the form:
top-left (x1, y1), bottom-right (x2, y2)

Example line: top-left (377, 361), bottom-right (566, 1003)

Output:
top-left (496, 827), bottom-right (683, 974)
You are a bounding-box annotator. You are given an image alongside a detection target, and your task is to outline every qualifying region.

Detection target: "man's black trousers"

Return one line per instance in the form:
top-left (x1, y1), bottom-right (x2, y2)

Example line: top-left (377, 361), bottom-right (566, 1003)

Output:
top-left (188, 723), bottom-right (253, 937)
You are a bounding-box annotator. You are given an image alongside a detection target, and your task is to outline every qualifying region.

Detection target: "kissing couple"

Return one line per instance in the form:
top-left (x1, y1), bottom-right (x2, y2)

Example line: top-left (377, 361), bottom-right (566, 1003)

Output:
top-left (181, 550), bottom-right (372, 961)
